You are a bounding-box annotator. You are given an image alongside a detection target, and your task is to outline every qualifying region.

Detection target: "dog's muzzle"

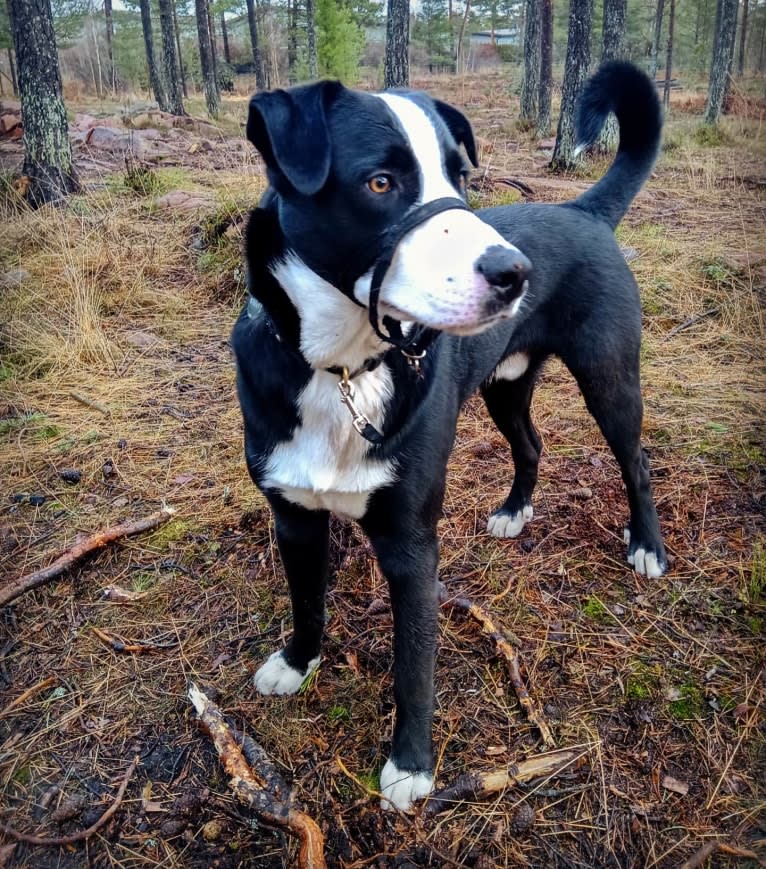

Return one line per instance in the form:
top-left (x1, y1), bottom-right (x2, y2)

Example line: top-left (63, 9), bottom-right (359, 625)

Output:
top-left (475, 244), bottom-right (531, 317)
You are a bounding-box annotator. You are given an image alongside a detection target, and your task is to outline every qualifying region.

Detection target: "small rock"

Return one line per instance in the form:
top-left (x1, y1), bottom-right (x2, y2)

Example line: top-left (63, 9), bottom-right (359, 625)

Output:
top-left (574, 486), bottom-right (593, 499)
top-left (117, 439), bottom-right (128, 450)
top-left (60, 468), bottom-right (81, 484)
top-left (124, 329), bottom-right (162, 349)
top-left (621, 246), bottom-right (640, 262)
top-left (160, 819), bottom-right (185, 838)
top-left (50, 793), bottom-right (87, 822)
top-left (102, 460), bottom-right (115, 478)
top-left (111, 496), bottom-right (129, 507)
top-left (0, 269), bottom-right (31, 288)
top-left (155, 190), bottom-right (216, 211)
top-left (201, 818), bottom-right (224, 841)
top-left (511, 802), bottom-right (535, 833)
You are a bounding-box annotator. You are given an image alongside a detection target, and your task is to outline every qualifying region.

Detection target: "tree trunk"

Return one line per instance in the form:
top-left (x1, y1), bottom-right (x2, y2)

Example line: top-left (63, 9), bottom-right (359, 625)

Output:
top-left (596, 0), bottom-right (626, 150)
top-left (8, 0), bottom-right (79, 205)
top-left (139, 0), bottom-right (169, 110)
top-left (649, 0), bottom-right (665, 78)
top-left (663, 0), bottom-right (675, 107)
top-left (455, 0), bottom-right (471, 72)
top-left (158, 0), bottom-right (184, 114)
top-left (536, 0), bottom-right (552, 137)
top-left (737, 0), bottom-right (749, 74)
top-left (287, 0), bottom-right (297, 83)
top-left (220, 11), bottom-right (230, 63)
top-left (103, 0), bottom-right (116, 92)
top-left (306, 0), bottom-right (318, 78)
top-left (172, 0), bottom-right (188, 98)
top-left (195, 0), bottom-right (220, 117)
top-left (88, 13), bottom-right (103, 97)
top-left (705, 0), bottom-right (738, 122)
top-left (245, 0), bottom-right (265, 89)
top-left (7, 46), bottom-right (18, 95)
top-left (520, 0), bottom-right (541, 123)
top-left (384, 0), bottom-right (409, 87)
top-left (207, 2), bottom-right (218, 75)
top-left (550, 0), bottom-right (593, 170)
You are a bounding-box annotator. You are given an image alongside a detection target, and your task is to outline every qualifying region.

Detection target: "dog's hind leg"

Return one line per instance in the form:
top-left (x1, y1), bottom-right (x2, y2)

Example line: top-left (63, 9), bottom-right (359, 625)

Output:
top-left (566, 361), bottom-right (668, 578)
top-left (253, 497), bottom-right (329, 695)
top-left (481, 364), bottom-right (542, 539)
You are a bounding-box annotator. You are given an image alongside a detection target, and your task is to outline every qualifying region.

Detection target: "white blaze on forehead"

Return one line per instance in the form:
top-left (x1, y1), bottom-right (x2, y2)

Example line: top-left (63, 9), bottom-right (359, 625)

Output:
top-left (374, 93), bottom-right (457, 202)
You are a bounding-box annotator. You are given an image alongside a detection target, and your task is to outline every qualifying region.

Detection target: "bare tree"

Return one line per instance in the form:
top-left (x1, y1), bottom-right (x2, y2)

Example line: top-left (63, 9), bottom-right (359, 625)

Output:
top-left (8, 0), bottom-right (79, 205)
top-left (172, 0), bottom-right (188, 97)
top-left (245, 0), bottom-right (265, 89)
top-left (649, 0), bottom-right (665, 78)
top-left (551, 0), bottom-right (593, 169)
top-left (737, 0), bottom-right (749, 73)
top-left (596, 0), bottom-right (626, 150)
top-left (663, 0), bottom-right (675, 107)
top-left (207, 2), bottom-right (218, 72)
top-left (537, 0), bottom-right (552, 137)
top-left (455, 0), bottom-right (471, 72)
top-left (103, 0), bottom-right (115, 92)
top-left (520, 0), bottom-right (540, 124)
top-left (385, 0), bottom-right (409, 87)
top-left (139, 0), bottom-right (169, 110)
top-left (287, 0), bottom-right (297, 83)
top-left (158, 0), bottom-right (184, 114)
top-left (705, 0), bottom-right (738, 123)
top-left (307, 0), bottom-right (318, 78)
top-left (196, 0), bottom-right (220, 116)
top-left (220, 11), bottom-right (230, 63)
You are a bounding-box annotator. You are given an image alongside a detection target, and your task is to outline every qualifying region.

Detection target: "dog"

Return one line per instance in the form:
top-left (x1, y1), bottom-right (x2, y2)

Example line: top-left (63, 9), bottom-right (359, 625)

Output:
top-left (231, 61), bottom-right (667, 812)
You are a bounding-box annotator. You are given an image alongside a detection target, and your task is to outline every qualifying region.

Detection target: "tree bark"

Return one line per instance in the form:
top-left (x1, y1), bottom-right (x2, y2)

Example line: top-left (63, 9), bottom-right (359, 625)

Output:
top-left (663, 0), bottom-right (675, 107)
top-left (8, 0), bottom-right (79, 205)
top-left (103, 0), bottom-right (115, 92)
top-left (596, 0), bottom-right (626, 150)
top-left (7, 46), bottom-right (18, 95)
top-left (550, 0), bottom-right (593, 170)
top-left (245, 0), bottom-right (265, 89)
top-left (207, 2), bottom-right (218, 73)
top-left (455, 0), bottom-right (471, 72)
top-left (195, 0), bottom-right (220, 117)
top-left (139, 0), bottom-right (169, 110)
top-left (220, 11), bottom-right (230, 63)
top-left (158, 0), bottom-right (184, 114)
top-left (520, 0), bottom-right (541, 123)
top-left (705, 0), bottom-right (738, 122)
top-left (306, 0), bottom-right (318, 79)
top-left (536, 0), bottom-right (552, 137)
top-left (172, 0), bottom-right (188, 98)
top-left (737, 0), bottom-right (749, 74)
top-left (649, 0), bottom-right (665, 78)
top-left (287, 0), bottom-right (297, 83)
top-left (384, 0), bottom-right (409, 87)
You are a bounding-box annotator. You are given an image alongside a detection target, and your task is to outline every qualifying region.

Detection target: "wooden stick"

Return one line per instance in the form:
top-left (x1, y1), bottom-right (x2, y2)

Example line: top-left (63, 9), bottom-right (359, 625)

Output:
top-left (68, 390), bottom-right (111, 416)
top-left (438, 582), bottom-right (554, 747)
top-left (0, 508), bottom-right (175, 607)
top-left (680, 840), bottom-right (765, 869)
top-left (0, 676), bottom-right (56, 720)
top-left (0, 756), bottom-right (138, 845)
top-left (423, 747), bottom-right (583, 816)
top-left (188, 683), bottom-right (326, 869)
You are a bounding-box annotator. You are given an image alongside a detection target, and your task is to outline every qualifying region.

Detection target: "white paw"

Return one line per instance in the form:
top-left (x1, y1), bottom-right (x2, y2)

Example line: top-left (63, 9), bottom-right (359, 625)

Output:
top-left (624, 530), bottom-right (665, 578)
top-left (487, 504), bottom-right (533, 539)
top-left (253, 651), bottom-right (320, 696)
top-left (379, 759), bottom-right (433, 812)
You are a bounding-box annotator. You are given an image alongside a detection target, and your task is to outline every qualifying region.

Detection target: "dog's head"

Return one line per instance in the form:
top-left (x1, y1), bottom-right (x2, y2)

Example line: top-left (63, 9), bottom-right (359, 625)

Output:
top-left (247, 81), bottom-right (530, 336)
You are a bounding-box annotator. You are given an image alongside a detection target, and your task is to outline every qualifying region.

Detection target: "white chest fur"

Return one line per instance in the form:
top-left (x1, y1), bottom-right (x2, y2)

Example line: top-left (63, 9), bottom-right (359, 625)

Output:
top-left (262, 367), bottom-right (397, 519)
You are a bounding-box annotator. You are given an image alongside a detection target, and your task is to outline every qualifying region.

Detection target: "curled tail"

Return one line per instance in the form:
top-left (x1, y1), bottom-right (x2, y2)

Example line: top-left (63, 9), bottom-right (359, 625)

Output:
top-left (573, 61), bottom-right (663, 230)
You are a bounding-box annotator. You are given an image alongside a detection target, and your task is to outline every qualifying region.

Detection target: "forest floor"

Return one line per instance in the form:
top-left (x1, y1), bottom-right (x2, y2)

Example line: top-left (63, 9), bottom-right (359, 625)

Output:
top-left (0, 71), bottom-right (764, 868)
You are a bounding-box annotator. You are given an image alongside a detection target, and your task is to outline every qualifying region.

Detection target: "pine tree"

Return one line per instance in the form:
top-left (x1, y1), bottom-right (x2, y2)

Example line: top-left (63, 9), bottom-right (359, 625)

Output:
top-left (307, 0), bottom-right (319, 77)
top-left (385, 0), bottom-right (409, 87)
top-left (103, 0), bottom-right (115, 91)
top-left (158, 0), bottom-right (184, 114)
top-left (520, 0), bottom-right (540, 124)
top-left (138, 0), bottom-right (169, 110)
top-left (8, 0), bottom-right (79, 205)
top-left (536, 0), bottom-right (552, 137)
top-left (195, 0), bottom-right (220, 116)
top-left (704, 0), bottom-right (737, 123)
top-left (245, 0), bottom-right (265, 89)
top-left (649, 0), bottom-right (665, 78)
top-left (596, 0), bottom-right (626, 150)
top-left (317, 0), bottom-right (363, 80)
top-left (551, 0), bottom-right (593, 170)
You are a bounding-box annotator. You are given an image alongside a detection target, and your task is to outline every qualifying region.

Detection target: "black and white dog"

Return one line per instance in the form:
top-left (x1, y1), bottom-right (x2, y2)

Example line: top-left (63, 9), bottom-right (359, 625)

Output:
top-left (232, 62), bottom-right (667, 812)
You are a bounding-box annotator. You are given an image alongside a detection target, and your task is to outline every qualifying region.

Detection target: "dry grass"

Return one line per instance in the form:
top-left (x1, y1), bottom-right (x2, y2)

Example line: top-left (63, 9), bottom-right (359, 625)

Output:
top-left (0, 71), bottom-right (764, 868)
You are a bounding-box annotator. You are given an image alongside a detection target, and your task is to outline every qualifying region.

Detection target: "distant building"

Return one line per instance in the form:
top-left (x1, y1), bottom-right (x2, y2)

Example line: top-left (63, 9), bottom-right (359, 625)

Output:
top-left (469, 28), bottom-right (519, 46)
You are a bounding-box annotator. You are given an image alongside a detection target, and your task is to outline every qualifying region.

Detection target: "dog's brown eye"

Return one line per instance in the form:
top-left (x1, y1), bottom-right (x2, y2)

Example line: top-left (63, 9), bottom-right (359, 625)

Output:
top-left (368, 175), bottom-right (392, 194)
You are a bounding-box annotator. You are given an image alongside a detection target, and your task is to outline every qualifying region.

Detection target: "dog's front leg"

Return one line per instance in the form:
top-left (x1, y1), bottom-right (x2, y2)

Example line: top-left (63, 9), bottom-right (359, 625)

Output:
top-left (254, 496), bottom-right (329, 695)
top-left (366, 527), bottom-right (440, 812)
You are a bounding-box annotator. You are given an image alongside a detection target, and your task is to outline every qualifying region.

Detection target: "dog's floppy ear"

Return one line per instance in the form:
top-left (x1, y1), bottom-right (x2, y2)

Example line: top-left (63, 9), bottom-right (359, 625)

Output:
top-left (247, 81), bottom-right (344, 196)
top-left (433, 99), bottom-right (478, 168)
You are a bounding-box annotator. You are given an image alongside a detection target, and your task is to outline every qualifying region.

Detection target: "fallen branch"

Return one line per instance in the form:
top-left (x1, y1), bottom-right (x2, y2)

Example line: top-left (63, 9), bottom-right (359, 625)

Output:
top-left (188, 682), bottom-right (325, 869)
top-left (0, 508), bottom-right (175, 607)
top-left (91, 627), bottom-right (178, 654)
top-left (680, 840), bottom-right (765, 869)
top-left (0, 676), bottom-right (56, 720)
top-left (423, 747), bottom-right (584, 816)
top-left (68, 390), bottom-right (111, 416)
top-left (0, 756), bottom-right (138, 845)
top-left (438, 582), bottom-right (554, 747)
top-left (663, 308), bottom-right (718, 341)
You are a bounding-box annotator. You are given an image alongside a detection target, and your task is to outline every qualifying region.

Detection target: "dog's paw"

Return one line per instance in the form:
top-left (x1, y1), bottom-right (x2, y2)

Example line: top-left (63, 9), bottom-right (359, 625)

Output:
top-left (253, 651), bottom-right (320, 696)
top-left (487, 504), bottom-right (533, 539)
top-left (624, 529), bottom-right (667, 578)
top-left (379, 760), bottom-right (433, 812)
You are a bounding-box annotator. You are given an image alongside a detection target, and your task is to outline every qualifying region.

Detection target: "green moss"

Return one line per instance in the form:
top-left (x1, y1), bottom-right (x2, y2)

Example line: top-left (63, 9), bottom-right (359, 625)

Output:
top-left (694, 123), bottom-right (731, 147)
top-left (668, 684), bottom-right (705, 719)
top-left (581, 596), bottom-right (608, 622)
top-left (327, 704), bottom-right (351, 725)
top-left (626, 661), bottom-right (662, 701)
top-left (0, 412), bottom-right (56, 438)
top-left (148, 519), bottom-right (193, 547)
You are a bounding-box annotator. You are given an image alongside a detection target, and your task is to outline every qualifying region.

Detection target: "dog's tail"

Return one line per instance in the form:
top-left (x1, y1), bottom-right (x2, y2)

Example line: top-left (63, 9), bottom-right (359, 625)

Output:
top-left (572, 61), bottom-right (662, 231)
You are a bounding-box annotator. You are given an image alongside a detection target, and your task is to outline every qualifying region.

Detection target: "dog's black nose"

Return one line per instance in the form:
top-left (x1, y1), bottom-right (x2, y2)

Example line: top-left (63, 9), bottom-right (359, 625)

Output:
top-left (475, 245), bottom-right (531, 296)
